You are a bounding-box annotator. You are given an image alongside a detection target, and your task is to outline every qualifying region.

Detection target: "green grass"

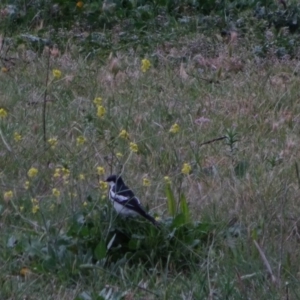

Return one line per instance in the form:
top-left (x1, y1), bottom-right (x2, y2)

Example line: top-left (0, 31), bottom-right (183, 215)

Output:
top-left (2, 2), bottom-right (300, 299)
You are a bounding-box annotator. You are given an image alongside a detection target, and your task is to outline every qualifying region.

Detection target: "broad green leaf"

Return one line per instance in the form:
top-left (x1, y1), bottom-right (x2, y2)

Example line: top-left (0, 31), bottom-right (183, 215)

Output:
top-left (128, 239), bottom-right (140, 250)
top-left (172, 213), bottom-right (185, 228)
top-left (180, 193), bottom-right (190, 223)
top-left (94, 240), bottom-right (106, 260)
top-left (165, 184), bottom-right (176, 217)
top-left (234, 160), bottom-right (249, 177)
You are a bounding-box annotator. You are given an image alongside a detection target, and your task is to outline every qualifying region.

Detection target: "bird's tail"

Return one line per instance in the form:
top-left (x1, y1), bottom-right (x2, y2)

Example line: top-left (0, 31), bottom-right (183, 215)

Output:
top-left (145, 213), bottom-right (160, 228)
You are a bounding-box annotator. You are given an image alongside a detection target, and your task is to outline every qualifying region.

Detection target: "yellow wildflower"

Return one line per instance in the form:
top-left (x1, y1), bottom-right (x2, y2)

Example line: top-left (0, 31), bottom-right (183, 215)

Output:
top-left (155, 216), bottom-right (161, 222)
top-left (62, 167), bottom-right (70, 178)
top-left (79, 173), bottom-right (85, 180)
top-left (97, 105), bottom-right (106, 118)
top-left (4, 190), bottom-right (13, 201)
top-left (53, 168), bottom-right (61, 178)
top-left (181, 163), bottom-right (192, 175)
top-left (31, 198), bottom-right (39, 205)
top-left (76, 1), bottom-right (84, 8)
top-left (31, 198), bottom-right (39, 214)
top-left (27, 167), bottom-right (38, 178)
top-left (48, 137), bottom-right (58, 149)
top-left (169, 123), bottom-right (180, 134)
top-left (116, 152), bottom-right (123, 158)
top-left (119, 129), bottom-right (130, 140)
top-left (19, 206), bottom-right (24, 212)
top-left (32, 205), bottom-right (39, 214)
top-left (143, 178), bottom-right (151, 187)
top-left (99, 180), bottom-right (108, 190)
top-left (1, 67), bottom-right (8, 73)
top-left (141, 59), bottom-right (151, 72)
top-left (14, 132), bottom-right (22, 142)
top-left (93, 97), bottom-right (102, 106)
top-left (52, 69), bottom-right (62, 79)
top-left (83, 201), bottom-right (88, 207)
top-left (52, 188), bottom-right (60, 197)
top-left (0, 108), bottom-right (8, 118)
top-left (76, 135), bottom-right (86, 145)
top-left (164, 176), bottom-right (171, 184)
top-left (24, 181), bottom-right (30, 190)
top-left (97, 166), bottom-right (105, 175)
top-left (129, 142), bottom-right (138, 153)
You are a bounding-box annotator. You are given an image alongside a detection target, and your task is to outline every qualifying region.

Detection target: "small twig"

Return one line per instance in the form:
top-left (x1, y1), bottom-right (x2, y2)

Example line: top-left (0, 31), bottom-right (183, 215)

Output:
top-left (207, 238), bottom-right (215, 300)
top-left (285, 281), bottom-right (289, 300)
top-left (253, 240), bottom-right (277, 285)
top-left (295, 162), bottom-right (300, 189)
top-left (198, 76), bottom-right (220, 84)
top-left (0, 128), bottom-right (12, 152)
top-left (42, 48), bottom-right (51, 147)
top-left (278, 183), bottom-right (288, 287)
top-left (199, 136), bottom-right (227, 147)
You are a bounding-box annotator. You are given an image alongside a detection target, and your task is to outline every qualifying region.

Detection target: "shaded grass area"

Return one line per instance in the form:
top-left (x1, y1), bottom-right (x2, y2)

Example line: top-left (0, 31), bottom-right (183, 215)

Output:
top-left (2, 4), bottom-right (300, 299)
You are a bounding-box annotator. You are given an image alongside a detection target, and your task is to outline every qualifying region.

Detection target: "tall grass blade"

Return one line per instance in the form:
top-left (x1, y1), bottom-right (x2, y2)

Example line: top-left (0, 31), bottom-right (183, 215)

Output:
top-left (180, 193), bottom-right (190, 223)
top-left (165, 184), bottom-right (176, 217)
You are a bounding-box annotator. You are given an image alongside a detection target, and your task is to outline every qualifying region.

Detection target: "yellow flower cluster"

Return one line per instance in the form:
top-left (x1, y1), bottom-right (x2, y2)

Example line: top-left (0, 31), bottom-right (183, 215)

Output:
top-left (76, 135), bottom-right (86, 146)
top-left (0, 108), bottom-right (8, 118)
top-left (97, 166), bottom-right (105, 175)
top-left (164, 176), bottom-right (171, 184)
top-left (27, 167), bottom-right (38, 178)
top-left (31, 198), bottom-right (39, 214)
top-left (97, 105), bottom-right (106, 118)
top-left (4, 190), bottom-right (13, 201)
top-left (143, 178), bottom-right (150, 187)
top-left (24, 181), bottom-right (30, 190)
top-left (129, 142), bottom-right (138, 153)
top-left (117, 129), bottom-right (138, 154)
top-left (48, 137), bottom-right (58, 149)
top-left (62, 167), bottom-right (70, 177)
top-left (93, 97), bottom-right (102, 105)
top-left (119, 129), bottom-right (130, 140)
top-left (181, 163), bottom-right (192, 175)
top-left (14, 132), bottom-right (22, 142)
top-left (79, 173), bottom-right (85, 180)
top-left (169, 123), bottom-right (180, 134)
top-left (52, 69), bottom-right (62, 79)
top-left (52, 188), bottom-right (60, 197)
top-left (99, 180), bottom-right (108, 190)
top-left (93, 97), bottom-right (106, 118)
top-left (53, 168), bottom-right (61, 178)
top-left (116, 152), bottom-right (123, 158)
top-left (141, 59), bottom-right (151, 72)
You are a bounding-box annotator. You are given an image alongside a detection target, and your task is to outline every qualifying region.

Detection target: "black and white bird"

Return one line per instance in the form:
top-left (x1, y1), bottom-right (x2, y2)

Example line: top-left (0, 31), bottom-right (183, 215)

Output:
top-left (105, 174), bottom-right (158, 226)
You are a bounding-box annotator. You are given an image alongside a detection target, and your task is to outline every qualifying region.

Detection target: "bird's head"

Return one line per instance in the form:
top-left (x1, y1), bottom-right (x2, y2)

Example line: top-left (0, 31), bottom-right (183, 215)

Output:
top-left (105, 174), bottom-right (123, 187)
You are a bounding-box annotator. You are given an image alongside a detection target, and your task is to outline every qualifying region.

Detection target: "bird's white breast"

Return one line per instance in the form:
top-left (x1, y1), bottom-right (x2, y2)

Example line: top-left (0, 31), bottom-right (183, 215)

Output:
top-left (113, 201), bottom-right (139, 217)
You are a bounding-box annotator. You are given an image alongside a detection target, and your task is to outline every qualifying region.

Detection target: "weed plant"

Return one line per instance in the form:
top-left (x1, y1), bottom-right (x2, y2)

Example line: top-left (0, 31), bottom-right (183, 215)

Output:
top-left (1, 1), bottom-right (300, 299)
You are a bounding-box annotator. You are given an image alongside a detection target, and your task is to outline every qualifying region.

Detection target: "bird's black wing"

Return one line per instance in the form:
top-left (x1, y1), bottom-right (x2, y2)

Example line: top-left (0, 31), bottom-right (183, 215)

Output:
top-left (111, 184), bottom-right (158, 226)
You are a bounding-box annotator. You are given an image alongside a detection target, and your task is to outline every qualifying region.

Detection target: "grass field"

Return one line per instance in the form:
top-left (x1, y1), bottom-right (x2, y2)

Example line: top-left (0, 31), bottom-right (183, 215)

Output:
top-left (1, 2), bottom-right (300, 299)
